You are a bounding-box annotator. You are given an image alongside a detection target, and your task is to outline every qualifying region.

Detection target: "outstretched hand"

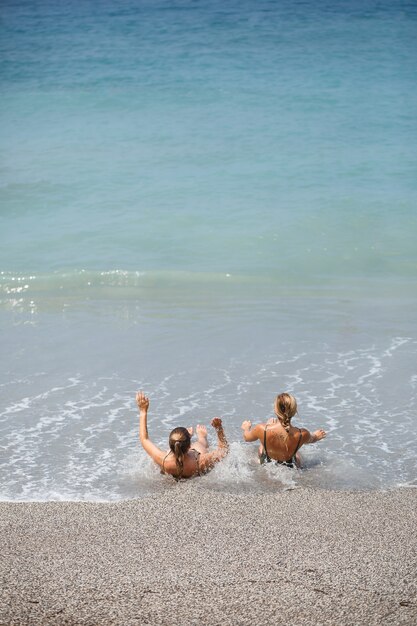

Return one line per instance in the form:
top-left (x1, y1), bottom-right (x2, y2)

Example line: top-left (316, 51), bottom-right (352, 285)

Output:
top-left (314, 429), bottom-right (326, 441)
top-left (211, 417), bottom-right (223, 430)
top-left (241, 420), bottom-right (251, 431)
top-left (136, 391), bottom-right (149, 412)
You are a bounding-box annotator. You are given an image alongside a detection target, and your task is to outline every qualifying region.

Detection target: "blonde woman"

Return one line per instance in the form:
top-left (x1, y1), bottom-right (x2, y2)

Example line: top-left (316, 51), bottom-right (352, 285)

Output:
top-left (241, 392), bottom-right (326, 467)
top-left (136, 391), bottom-right (229, 479)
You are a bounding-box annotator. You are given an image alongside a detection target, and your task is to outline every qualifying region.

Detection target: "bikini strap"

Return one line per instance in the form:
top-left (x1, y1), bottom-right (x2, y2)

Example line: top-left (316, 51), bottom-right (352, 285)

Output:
top-left (263, 425), bottom-right (271, 462)
top-left (293, 428), bottom-right (303, 455)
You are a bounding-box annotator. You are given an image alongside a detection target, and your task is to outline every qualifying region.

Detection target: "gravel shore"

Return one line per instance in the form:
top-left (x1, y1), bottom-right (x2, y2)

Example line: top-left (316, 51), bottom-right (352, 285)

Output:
top-left (1, 486), bottom-right (416, 625)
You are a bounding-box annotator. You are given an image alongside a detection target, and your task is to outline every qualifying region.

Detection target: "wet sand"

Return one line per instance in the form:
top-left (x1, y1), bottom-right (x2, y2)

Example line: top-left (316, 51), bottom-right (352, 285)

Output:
top-left (1, 486), bottom-right (416, 625)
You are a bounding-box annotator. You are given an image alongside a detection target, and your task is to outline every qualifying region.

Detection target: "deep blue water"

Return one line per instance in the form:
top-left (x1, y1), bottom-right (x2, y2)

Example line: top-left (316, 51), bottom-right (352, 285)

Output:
top-left (1, 0), bottom-right (416, 278)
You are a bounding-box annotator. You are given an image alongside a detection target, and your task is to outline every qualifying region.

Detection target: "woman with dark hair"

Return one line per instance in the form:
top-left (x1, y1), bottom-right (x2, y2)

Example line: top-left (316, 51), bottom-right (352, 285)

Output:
top-left (136, 391), bottom-right (229, 479)
top-left (241, 392), bottom-right (326, 468)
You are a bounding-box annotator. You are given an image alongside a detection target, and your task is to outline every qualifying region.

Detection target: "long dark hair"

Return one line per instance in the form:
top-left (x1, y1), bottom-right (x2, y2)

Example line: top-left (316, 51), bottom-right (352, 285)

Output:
top-left (168, 427), bottom-right (191, 478)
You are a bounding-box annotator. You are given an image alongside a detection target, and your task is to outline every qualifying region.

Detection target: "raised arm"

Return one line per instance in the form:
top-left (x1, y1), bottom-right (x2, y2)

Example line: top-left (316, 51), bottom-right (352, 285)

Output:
top-left (241, 420), bottom-right (262, 442)
top-left (211, 417), bottom-right (229, 455)
top-left (136, 391), bottom-right (165, 467)
top-left (199, 417), bottom-right (229, 472)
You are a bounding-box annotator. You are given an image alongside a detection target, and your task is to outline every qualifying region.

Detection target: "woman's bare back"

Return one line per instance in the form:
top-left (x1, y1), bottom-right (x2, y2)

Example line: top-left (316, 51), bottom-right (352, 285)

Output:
top-left (242, 393), bottom-right (326, 465)
top-left (161, 449), bottom-right (201, 478)
top-left (261, 421), bottom-right (306, 462)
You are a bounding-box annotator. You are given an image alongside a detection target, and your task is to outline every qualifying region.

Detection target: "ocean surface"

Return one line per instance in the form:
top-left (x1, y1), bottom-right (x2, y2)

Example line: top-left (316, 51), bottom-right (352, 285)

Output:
top-left (1, 0), bottom-right (416, 500)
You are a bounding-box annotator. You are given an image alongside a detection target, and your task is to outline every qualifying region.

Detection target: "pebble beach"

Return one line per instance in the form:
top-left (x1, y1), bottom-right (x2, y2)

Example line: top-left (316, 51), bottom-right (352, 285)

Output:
top-left (2, 486), bottom-right (416, 625)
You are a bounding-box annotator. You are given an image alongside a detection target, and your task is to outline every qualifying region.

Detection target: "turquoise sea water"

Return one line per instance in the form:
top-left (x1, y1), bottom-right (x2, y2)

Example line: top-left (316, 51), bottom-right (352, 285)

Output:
top-left (1, 0), bottom-right (416, 499)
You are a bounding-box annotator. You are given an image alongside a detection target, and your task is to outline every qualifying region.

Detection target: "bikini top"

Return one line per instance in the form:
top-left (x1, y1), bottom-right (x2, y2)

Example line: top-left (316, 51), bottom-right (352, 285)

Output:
top-left (161, 449), bottom-right (201, 480)
top-left (263, 424), bottom-right (303, 463)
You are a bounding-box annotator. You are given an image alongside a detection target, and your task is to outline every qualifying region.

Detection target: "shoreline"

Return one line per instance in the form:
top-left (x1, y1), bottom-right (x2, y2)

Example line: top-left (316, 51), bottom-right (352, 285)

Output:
top-left (1, 486), bottom-right (416, 625)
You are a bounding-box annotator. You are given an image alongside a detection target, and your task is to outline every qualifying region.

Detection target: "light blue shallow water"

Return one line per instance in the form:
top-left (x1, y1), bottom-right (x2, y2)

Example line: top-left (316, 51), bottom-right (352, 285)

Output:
top-left (1, 0), bottom-right (416, 499)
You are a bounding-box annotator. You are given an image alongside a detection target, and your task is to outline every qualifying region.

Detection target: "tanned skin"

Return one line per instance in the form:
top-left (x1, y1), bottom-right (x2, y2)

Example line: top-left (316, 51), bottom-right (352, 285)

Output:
top-left (136, 391), bottom-right (229, 478)
top-left (242, 414), bottom-right (326, 466)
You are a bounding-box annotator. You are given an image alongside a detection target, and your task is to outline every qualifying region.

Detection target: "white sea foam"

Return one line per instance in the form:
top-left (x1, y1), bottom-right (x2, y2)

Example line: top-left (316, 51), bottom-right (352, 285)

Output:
top-left (1, 330), bottom-right (416, 501)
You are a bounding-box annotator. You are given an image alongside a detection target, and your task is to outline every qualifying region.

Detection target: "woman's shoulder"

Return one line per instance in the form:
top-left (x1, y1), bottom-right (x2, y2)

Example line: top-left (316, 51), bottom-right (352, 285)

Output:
top-left (288, 424), bottom-right (303, 435)
top-left (266, 417), bottom-right (278, 425)
top-left (290, 425), bottom-right (310, 442)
